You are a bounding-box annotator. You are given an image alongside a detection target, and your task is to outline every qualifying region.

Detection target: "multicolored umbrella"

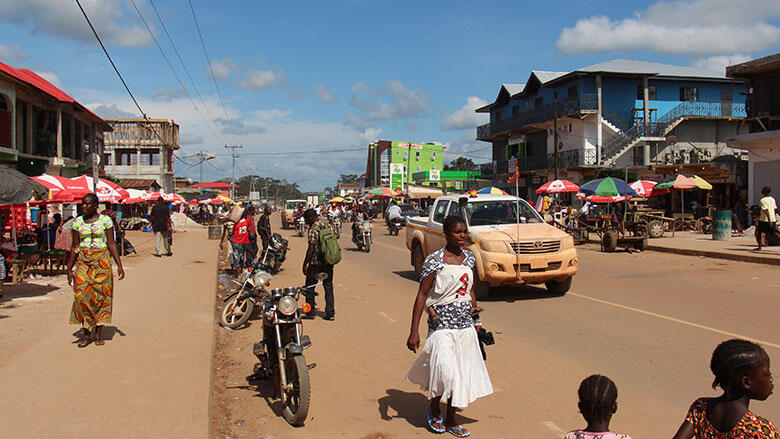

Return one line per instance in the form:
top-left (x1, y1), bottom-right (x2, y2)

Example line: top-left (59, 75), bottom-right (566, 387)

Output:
top-left (654, 174), bottom-right (712, 191)
top-left (366, 187), bottom-right (395, 198)
top-left (629, 180), bottom-right (661, 197)
top-left (535, 180), bottom-right (579, 195)
top-left (580, 177), bottom-right (636, 198)
top-left (476, 186), bottom-right (509, 195)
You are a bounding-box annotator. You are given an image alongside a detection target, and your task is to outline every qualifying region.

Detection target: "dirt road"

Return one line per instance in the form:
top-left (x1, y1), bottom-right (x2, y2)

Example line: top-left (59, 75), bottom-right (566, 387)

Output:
top-left (0, 229), bottom-right (218, 438)
top-left (211, 217), bottom-right (780, 439)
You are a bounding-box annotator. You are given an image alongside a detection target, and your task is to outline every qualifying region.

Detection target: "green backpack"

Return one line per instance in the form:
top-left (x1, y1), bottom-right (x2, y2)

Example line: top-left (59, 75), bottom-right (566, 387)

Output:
top-left (318, 226), bottom-right (342, 265)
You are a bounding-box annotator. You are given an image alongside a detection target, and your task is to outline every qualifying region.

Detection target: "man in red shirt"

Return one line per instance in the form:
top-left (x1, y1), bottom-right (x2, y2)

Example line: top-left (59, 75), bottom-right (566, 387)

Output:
top-left (231, 208), bottom-right (257, 269)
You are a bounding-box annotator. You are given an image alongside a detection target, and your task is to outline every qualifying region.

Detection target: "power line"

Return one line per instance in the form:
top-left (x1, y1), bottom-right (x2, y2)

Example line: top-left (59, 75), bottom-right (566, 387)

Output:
top-left (147, 0), bottom-right (228, 146)
top-left (188, 0), bottom-right (240, 144)
top-left (128, 0), bottom-right (226, 146)
top-left (213, 147), bottom-right (366, 156)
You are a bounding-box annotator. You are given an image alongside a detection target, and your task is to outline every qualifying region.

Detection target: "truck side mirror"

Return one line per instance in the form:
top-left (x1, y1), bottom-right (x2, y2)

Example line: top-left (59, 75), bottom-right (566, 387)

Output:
top-left (458, 197), bottom-right (468, 209)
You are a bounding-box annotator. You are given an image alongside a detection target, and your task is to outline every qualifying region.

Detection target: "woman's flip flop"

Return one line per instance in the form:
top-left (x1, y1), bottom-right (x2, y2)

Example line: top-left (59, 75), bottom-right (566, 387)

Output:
top-left (426, 408), bottom-right (445, 433)
top-left (446, 425), bottom-right (471, 438)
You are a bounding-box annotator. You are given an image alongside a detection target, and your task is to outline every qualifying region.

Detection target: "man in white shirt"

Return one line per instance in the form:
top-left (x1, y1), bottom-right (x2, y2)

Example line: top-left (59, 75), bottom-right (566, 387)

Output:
top-left (386, 201), bottom-right (402, 221)
top-left (756, 186), bottom-right (779, 250)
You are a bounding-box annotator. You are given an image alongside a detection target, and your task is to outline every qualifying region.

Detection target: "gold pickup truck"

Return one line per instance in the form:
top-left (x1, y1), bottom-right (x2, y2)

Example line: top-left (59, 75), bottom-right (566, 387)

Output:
top-left (405, 194), bottom-right (578, 297)
top-left (281, 199), bottom-right (307, 229)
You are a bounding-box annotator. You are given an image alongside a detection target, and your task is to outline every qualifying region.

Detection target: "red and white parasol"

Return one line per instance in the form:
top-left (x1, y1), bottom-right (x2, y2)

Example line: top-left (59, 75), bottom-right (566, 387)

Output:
top-left (629, 180), bottom-right (660, 197)
top-left (71, 176), bottom-right (130, 202)
top-left (536, 179), bottom-right (580, 194)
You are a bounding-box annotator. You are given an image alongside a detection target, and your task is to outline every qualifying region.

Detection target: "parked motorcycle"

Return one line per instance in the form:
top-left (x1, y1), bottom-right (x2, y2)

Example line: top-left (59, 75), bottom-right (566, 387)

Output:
top-left (296, 216), bottom-right (306, 237)
top-left (245, 272), bottom-right (327, 426)
top-left (387, 217), bottom-right (404, 236)
top-left (261, 233), bottom-right (289, 273)
top-left (220, 261), bottom-right (274, 329)
top-left (353, 220), bottom-right (372, 252)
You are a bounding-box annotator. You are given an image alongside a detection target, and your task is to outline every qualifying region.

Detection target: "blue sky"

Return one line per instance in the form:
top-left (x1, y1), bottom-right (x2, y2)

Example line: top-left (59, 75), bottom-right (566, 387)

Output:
top-left (1, 0), bottom-right (778, 190)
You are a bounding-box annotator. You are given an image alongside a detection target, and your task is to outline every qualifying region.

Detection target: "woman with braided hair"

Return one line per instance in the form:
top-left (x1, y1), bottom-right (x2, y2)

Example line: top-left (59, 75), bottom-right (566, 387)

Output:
top-left (673, 339), bottom-right (776, 438)
top-left (565, 375), bottom-right (631, 439)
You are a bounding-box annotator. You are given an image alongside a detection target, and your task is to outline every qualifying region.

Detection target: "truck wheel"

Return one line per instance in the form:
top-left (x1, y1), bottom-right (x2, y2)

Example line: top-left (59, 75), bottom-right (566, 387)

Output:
top-left (473, 278), bottom-right (490, 300)
top-left (601, 230), bottom-right (618, 252)
top-left (412, 243), bottom-right (424, 279)
top-left (647, 220), bottom-right (664, 238)
top-left (545, 277), bottom-right (572, 296)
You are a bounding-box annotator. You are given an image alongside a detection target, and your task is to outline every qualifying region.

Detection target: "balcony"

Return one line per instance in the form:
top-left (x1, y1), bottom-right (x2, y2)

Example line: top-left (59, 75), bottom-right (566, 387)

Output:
top-left (477, 94), bottom-right (597, 141)
top-left (478, 149), bottom-right (587, 179)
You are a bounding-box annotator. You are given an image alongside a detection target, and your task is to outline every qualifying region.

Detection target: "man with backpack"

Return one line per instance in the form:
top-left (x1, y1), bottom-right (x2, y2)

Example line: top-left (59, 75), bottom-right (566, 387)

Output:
top-left (302, 208), bottom-right (340, 320)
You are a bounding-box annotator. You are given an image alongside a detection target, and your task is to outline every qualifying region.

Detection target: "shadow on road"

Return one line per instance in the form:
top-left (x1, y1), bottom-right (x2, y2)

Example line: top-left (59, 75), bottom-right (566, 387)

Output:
top-left (377, 389), bottom-right (477, 428)
top-left (479, 285), bottom-right (558, 303)
top-left (0, 283), bottom-right (59, 304)
top-left (392, 270), bottom-right (418, 282)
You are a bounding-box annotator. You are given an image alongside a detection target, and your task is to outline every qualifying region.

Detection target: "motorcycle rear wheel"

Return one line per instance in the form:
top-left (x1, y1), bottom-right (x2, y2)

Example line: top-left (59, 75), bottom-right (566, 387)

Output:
top-left (220, 295), bottom-right (254, 329)
top-left (282, 355), bottom-right (310, 426)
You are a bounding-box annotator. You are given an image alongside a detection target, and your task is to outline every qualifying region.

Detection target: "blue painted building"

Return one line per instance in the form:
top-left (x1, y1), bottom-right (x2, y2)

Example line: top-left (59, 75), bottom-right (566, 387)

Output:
top-left (476, 59), bottom-right (748, 195)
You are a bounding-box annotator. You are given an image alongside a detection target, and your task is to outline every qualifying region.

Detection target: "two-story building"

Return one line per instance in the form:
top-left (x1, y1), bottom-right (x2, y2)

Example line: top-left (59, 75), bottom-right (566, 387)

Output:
top-left (726, 53), bottom-right (780, 205)
top-left (365, 140), bottom-right (444, 190)
top-left (102, 119), bottom-right (179, 192)
top-left (0, 61), bottom-right (110, 176)
top-left (476, 59), bottom-right (748, 198)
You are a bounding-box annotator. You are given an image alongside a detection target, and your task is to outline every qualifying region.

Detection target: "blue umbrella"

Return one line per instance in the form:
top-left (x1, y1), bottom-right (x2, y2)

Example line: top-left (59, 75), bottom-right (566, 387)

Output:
top-left (580, 177), bottom-right (636, 197)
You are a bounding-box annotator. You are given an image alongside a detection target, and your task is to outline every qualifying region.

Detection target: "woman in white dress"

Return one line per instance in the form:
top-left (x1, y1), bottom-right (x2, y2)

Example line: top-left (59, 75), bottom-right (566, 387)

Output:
top-left (406, 215), bottom-right (493, 437)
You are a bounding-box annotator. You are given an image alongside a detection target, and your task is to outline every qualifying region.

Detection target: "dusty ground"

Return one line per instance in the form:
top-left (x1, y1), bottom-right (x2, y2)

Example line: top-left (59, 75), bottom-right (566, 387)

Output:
top-left (209, 215), bottom-right (780, 439)
top-left (0, 229), bottom-right (217, 438)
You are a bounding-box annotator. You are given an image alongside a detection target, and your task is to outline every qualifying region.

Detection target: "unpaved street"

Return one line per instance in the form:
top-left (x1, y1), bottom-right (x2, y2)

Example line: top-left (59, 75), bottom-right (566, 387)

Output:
top-left (211, 216), bottom-right (780, 439)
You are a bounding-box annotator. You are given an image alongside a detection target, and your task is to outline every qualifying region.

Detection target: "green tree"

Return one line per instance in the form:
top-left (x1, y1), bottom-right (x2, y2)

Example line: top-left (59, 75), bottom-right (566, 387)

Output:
top-left (444, 157), bottom-right (475, 171)
top-left (337, 174), bottom-right (359, 184)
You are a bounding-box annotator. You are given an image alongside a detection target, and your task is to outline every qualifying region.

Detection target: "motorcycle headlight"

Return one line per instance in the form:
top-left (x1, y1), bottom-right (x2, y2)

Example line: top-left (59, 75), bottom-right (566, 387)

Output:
top-left (360, 222), bottom-right (371, 231)
top-left (479, 240), bottom-right (508, 253)
top-left (278, 296), bottom-right (297, 316)
top-left (252, 270), bottom-right (271, 286)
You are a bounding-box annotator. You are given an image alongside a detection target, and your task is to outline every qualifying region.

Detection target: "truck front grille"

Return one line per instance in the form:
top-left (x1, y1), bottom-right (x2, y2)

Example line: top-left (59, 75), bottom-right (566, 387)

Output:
top-left (510, 240), bottom-right (561, 254)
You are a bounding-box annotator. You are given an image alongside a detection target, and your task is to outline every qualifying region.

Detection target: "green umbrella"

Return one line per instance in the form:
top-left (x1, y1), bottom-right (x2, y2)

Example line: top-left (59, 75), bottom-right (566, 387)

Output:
top-left (579, 177), bottom-right (637, 198)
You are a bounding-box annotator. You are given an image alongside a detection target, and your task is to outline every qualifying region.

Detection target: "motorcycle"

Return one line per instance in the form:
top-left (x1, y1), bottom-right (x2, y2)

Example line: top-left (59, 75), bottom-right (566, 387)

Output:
top-left (245, 272), bottom-right (327, 426)
top-left (296, 216), bottom-right (306, 237)
top-left (220, 261), bottom-right (274, 329)
top-left (261, 233), bottom-right (289, 274)
top-left (387, 217), bottom-right (404, 236)
top-left (353, 220), bottom-right (372, 252)
top-left (329, 216), bottom-right (342, 239)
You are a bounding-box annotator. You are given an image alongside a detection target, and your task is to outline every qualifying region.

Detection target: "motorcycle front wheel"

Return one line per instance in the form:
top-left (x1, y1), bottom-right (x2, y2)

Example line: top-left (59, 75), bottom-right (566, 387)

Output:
top-left (220, 295), bottom-right (254, 329)
top-left (282, 355), bottom-right (311, 426)
top-left (364, 241), bottom-right (371, 253)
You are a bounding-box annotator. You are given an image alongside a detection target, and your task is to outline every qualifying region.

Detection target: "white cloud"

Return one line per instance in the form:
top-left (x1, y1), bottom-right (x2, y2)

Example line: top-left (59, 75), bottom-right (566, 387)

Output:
top-left (237, 67), bottom-right (284, 91)
top-left (151, 87), bottom-right (186, 102)
top-left (0, 0), bottom-right (152, 48)
top-left (557, 0), bottom-right (780, 56)
top-left (313, 83), bottom-right (336, 104)
top-left (345, 79), bottom-right (432, 129)
top-left (359, 127), bottom-right (382, 144)
top-left (0, 42), bottom-right (25, 61)
top-left (215, 118), bottom-right (267, 135)
top-left (91, 103), bottom-right (136, 119)
top-left (33, 69), bottom-right (61, 87)
top-left (208, 58), bottom-right (238, 81)
top-left (441, 96), bottom-right (489, 131)
top-left (692, 54), bottom-right (753, 75)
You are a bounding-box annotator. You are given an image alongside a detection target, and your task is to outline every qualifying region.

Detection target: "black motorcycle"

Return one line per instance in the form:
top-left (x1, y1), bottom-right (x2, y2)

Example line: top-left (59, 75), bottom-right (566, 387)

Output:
top-left (245, 273), bottom-right (327, 426)
top-left (387, 217), bottom-right (404, 236)
top-left (261, 233), bottom-right (289, 273)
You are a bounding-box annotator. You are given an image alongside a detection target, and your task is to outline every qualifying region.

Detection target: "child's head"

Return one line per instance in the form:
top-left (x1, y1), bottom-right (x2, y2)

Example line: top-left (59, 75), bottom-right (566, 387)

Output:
top-left (710, 339), bottom-right (773, 400)
top-left (577, 375), bottom-right (618, 424)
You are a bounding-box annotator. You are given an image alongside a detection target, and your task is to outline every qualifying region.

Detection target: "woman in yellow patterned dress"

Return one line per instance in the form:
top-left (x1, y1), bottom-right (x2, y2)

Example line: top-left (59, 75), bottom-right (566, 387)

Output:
top-left (66, 193), bottom-right (125, 347)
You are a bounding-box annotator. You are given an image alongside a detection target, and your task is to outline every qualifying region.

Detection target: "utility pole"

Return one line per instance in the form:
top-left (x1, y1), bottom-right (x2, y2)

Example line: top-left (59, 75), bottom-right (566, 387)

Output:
top-left (196, 151), bottom-right (216, 194)
top-left (225, 144), bottom-right (242, 198)
top-left (553, 92), bottom-right (559, 180)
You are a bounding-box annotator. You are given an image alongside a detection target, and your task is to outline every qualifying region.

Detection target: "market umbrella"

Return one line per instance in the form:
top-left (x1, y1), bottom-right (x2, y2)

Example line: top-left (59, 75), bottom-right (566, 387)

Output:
top-left (329, 196), bottom-right (345, 203)
top-left (0, 167), bottom-right (48, 205)
top-left (477, 186), bottom-right (510, 195)
top-left (71, 176), bottom-right (130, 202)
top-left (31, 174), bottom-right (91, 201)
top-left (343, 196), bottom-right (355, 203)
top-left (580, 177), bottom-right (636, 198)
top-left (654, 173), bottom-right (712, 236)
top-left (367, 187), bottom-right (395, 198)
top-left (393, 189), bottom-right (407, 198)
top-left (535, 180), bottom-right (579, 195)
top-left (629, 180), bottom-right (662, 197)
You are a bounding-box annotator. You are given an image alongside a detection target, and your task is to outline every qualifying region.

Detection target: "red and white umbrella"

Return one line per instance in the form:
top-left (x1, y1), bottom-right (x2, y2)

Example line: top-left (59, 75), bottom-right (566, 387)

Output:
top-left (629, 180), bottom-right (660, 197)
top-left (536, 179), bottom-right (580, 194)
top-left (31, 174), bottom-right (92, 201)
top-left (71, 176), bottom-right (130, 202)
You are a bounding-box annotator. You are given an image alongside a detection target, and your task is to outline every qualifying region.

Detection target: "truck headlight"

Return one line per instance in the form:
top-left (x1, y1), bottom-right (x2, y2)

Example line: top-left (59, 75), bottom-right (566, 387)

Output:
top-left (278, 296), bottom-right (297, 316)
top-left (561, 236), bottom-right (574, 250)
top-left (479, 240), bottom-right (508, 253)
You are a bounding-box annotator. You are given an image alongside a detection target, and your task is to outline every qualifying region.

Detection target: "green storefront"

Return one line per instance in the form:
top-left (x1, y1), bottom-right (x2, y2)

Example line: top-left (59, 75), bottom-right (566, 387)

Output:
top-left (411, 169), bottom-right (482, 192)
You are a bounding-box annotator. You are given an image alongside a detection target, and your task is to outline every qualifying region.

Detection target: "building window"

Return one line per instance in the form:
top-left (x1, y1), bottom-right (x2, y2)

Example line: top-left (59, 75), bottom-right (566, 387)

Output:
top-left (416, 166), bottom-right (421, 172)
top-left (103, 153), bottom-right (111, 166)
top-left (116, 148), bottom-right (136, 166)
top-left (512, 105), bottom-right (519, 116)
top-left (534, 97), bottom-right (543, 109)
top-left (637, 84), bottom-right (657, 100)
top-left (680, 87), bottom-right (698, 102)
top-left (567, 86), bottom-right (578, 98)
top-left (15, 99), bottom-right (27, 152)
top-left (431, 151), bottom-right (436, 160)
top-left (525, 101), bottom-right (531, 112)
top-left (142, 148), bottom-right (160, 166)
top-left (569, 123), bottom-right (572, 132)
top-left (403, 151), bottom-right (408, 160)
top-left (415, 151), bottom-right (420, 160)
top-left (431, 165), bottom-right (436, 170)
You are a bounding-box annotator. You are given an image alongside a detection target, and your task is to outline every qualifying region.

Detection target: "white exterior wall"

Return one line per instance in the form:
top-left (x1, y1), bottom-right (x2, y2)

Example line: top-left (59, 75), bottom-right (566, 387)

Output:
top-left (542, 114), bottom-right (624, 165)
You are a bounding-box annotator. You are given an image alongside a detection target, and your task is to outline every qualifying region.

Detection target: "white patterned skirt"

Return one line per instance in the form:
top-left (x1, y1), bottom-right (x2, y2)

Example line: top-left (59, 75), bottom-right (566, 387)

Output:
top-left (406, 326), bottom-right (493, 407)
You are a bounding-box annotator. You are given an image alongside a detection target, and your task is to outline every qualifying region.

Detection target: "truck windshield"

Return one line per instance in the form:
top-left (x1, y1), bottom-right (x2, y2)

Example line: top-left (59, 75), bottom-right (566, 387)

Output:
top-left (464, 199), bottom-right (543, 226)
top-left (286, 202), bottom-right (300, 210)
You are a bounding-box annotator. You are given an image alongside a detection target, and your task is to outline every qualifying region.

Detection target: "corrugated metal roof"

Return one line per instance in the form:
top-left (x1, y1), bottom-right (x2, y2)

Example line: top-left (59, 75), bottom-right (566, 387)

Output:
top-left (531, 70), bottom-right (568, 83)
top-left (118, 178), bottom-right (160, 189)
top-left (578, 59), bottom-right (727, 79)
top-left (502, 83), bottom-right (525, 94)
